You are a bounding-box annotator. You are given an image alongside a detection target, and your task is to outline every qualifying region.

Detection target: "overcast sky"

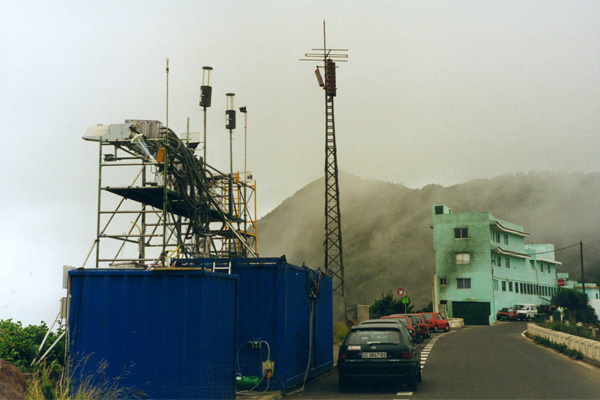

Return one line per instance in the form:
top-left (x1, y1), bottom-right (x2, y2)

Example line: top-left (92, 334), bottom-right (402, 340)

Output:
top-left (1, 0), bottom-right (599, 325)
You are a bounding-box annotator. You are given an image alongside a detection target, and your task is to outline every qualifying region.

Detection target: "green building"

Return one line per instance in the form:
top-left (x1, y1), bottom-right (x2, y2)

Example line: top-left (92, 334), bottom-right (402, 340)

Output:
top-left (432, 205), bottom-right (561, 325)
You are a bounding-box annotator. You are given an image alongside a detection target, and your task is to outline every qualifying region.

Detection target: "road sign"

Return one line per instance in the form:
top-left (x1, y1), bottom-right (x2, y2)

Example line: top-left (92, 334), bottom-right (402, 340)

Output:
top-left (401, 296), bottom-right (410, 304)
top-left (397, 288), bottom-right (405, 297)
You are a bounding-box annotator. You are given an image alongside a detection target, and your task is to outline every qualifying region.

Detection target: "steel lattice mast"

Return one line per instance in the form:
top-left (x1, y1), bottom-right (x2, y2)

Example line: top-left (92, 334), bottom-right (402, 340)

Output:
top-left (301, 22), bottom-right (348, 297)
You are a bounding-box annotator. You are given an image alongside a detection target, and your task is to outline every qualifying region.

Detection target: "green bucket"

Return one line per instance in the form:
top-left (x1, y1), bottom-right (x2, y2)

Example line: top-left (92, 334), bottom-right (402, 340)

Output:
top-left (236, 375), bottom-right (260, 390)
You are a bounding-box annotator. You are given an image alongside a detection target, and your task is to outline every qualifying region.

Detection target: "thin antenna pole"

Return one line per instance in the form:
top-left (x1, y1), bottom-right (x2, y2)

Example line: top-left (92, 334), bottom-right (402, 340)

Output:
top-left (580, 241), bottom-right (586, 296)
top-left (163, 58), bottom-right (169, 262)
top-left (166, 58), bottom-right (169, 131)
top-left (186, 117), bottom-right (190, 147)
top-left (203, 107), bottom-right (207, 163)
top-left (323, 20), bottom-right (326, 60)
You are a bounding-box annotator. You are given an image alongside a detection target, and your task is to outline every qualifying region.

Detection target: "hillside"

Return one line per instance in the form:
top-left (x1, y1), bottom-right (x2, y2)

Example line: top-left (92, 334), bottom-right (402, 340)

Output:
top-left (257, 171), bottom-right (600, 313)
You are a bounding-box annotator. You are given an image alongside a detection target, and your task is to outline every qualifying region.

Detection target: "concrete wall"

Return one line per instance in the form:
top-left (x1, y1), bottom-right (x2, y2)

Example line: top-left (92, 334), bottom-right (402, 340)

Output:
top-left (591, 299), bottom-right (600, 319)
top-left (527, 323), bottom-right (600, 367)
top-left (448, 318), bottom-right (464, 330)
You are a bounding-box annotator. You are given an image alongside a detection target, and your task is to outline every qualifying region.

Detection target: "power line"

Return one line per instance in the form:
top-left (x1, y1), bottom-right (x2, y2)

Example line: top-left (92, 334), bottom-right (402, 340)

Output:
top-left (532, 243), bottom-right (579, 256)
top-left (583, 243), bottom-right (600, 253)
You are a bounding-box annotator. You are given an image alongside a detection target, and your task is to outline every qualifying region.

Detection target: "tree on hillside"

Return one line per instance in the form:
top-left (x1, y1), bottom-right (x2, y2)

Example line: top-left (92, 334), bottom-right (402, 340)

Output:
top-left (370, 291), bottom-right (414, 318)
top-left (0, 319), bottom-right (65, 378)
top-left (551, 289), bottom-right (598, 324)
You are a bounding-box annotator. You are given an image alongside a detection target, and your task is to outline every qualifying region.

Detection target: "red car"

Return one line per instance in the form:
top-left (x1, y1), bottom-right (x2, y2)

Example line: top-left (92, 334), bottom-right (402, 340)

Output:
top-left (496, 307), bottom-right (518, 321)
top-left (412, 313), bottom-right (431, 339)
top-left (381, 315), bottom-right (422, 343)
top-left (419, 312), bottom-right (450, 332)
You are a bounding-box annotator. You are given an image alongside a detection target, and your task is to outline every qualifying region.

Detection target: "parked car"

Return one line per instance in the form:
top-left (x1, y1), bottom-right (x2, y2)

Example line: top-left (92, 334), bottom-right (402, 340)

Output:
top-left (419, 312), bottom-right (450, 332)
top-left (514, 304), bottom-right (538, 320)
top-left (360, 319), bottom-right (404, 327)
top-left (412, 313), bottom-right (431, 338)
top-left (381, 315), bottom-right (422, 343)
top-left (395, 314), bottom-right (428, 341)
top-left (337, 322), bottom-right (422, 391)
top-left (496, 307), bottom-right (518, 321)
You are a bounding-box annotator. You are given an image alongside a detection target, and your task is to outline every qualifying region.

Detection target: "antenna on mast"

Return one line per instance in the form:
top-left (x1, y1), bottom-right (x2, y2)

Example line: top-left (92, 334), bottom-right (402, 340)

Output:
top-left (300, 22), bottom-right (349, 307)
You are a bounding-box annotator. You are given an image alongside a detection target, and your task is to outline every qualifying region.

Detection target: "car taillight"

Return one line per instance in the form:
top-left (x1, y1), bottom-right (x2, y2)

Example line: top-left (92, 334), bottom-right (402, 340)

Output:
top-left (401, 350), bottom-right (412, 359)
top-left (340, 352), bottom-right (347, 359)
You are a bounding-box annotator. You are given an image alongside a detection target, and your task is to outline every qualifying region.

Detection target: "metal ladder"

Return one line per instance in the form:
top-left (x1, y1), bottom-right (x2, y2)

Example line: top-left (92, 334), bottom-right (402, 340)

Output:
top-left (212, 260), bottom-right (232, 274)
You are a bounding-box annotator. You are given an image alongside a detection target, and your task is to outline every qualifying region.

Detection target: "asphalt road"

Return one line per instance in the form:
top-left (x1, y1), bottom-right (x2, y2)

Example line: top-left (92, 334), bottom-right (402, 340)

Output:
top-left (286, 321), bottom-right (600, 399)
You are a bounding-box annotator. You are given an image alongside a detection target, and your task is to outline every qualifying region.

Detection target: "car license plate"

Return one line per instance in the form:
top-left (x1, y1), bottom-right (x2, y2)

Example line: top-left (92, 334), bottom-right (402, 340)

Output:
top-left (362, 352), bottom-right (386, 359)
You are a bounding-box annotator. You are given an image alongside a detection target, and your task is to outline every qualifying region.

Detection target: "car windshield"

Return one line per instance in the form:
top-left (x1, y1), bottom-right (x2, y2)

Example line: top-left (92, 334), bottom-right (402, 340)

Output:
top-left (345, 329), bottom-right (402, 345)
top-left (515, 305), bottom-right (525, 310)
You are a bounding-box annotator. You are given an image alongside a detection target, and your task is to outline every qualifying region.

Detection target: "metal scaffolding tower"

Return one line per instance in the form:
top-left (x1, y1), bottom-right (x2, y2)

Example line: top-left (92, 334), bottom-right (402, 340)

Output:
top-left (301, 22), bottom-right (348, 297)
top-left (81, 119), bottom-right (257, 269)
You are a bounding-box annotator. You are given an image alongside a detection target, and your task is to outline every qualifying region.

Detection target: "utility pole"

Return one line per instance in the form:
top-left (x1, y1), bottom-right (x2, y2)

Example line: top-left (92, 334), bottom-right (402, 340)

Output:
top-left (580, 241), bottom-right (586, 296)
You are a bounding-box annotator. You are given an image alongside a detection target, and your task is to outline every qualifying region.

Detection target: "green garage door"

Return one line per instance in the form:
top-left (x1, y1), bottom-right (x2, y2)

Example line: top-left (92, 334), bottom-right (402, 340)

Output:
top-left (452, 302), bottom-right (490, 325)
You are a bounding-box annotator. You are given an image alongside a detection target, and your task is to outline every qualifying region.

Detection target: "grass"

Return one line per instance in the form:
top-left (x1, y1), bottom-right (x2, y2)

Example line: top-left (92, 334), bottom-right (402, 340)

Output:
top-left (25, 358), bottom-right (145, 400)
top-left (533, 336), bottom-right (583, 360)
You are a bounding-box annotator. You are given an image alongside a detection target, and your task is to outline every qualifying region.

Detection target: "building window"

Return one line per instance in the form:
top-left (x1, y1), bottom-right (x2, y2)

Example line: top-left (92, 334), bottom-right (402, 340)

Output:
top-left (439, 278), bottom-right (447, 286)
top-left (454, 228), bottom-right (469, 239)
top-left (504, 234), bottom-right (508, 245)
top-left (457, 278), bottom-right (472, 289)
top-left (515, 282), bottom-right (519, 293)
top-left (493, 279), bottom-right (498, 291)
top-left (492, 254), bottom-right (496, 266)
top-left (509, 281), bottom-right (513, 292)
top-left (455, 253), bottom-right (471, 264)
top-left (505, 258), bottom-right (510, 268)
top-left (492, 231), bottom-right (500, 242)
top-left (498, 256), bottom-right (502, 267)
top-left (501, 281), bottom-right (506, 291)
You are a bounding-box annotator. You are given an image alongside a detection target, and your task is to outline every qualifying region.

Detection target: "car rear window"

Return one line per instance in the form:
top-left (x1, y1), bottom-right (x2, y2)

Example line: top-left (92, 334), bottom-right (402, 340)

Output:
top-left (383, 317), bottom-right (409, 327)
top-left (421, 313), bottom-right (433, 319)
top-left (345, 329), bottom-right (403, 345)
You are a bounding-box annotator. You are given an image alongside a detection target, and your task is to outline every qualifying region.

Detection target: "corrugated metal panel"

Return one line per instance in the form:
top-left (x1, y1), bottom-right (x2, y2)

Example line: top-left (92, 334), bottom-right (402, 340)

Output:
top-left (68, 268), bottom-right (238, 399)
top-left (182, 258), bottom-right (333, 392)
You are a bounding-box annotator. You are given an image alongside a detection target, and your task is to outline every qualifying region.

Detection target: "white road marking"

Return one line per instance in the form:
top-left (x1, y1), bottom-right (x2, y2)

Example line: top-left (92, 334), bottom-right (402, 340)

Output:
top-left (395, 392), bottom-right (413, 396)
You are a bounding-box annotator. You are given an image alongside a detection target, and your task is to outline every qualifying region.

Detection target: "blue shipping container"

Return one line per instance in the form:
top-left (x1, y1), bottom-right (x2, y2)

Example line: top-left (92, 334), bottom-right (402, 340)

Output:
top-left (68, 268), bottom-right (238, 399)
top-left (179, 258), bottom-right (333, 392)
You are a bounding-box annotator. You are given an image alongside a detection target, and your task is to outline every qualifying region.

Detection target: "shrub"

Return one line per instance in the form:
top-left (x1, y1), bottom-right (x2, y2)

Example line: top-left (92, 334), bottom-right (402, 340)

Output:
top-left (539, 321), bottom-right (599, 342)
top-left (369, 291), bottom-right (413, 319)
top-left (0, 319), bottom-right (65, 377)
top-left (333, 321), bottom-right (349, 344)
top-left (550, 289), bottom-right (599, 324)
top-left (533, 336), bottom-right (583, 360)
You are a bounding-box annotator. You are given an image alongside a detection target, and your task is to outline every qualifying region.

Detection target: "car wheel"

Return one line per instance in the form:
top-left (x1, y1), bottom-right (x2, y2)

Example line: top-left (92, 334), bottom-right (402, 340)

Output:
top-left (339, 374), bottom-right (350, 391)
top-left (433, 326), bottom-right (438, 333)
top-left (407, 374), bottom-right (418, 392)
top-left (444, 325), bottom-right (450, 332)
